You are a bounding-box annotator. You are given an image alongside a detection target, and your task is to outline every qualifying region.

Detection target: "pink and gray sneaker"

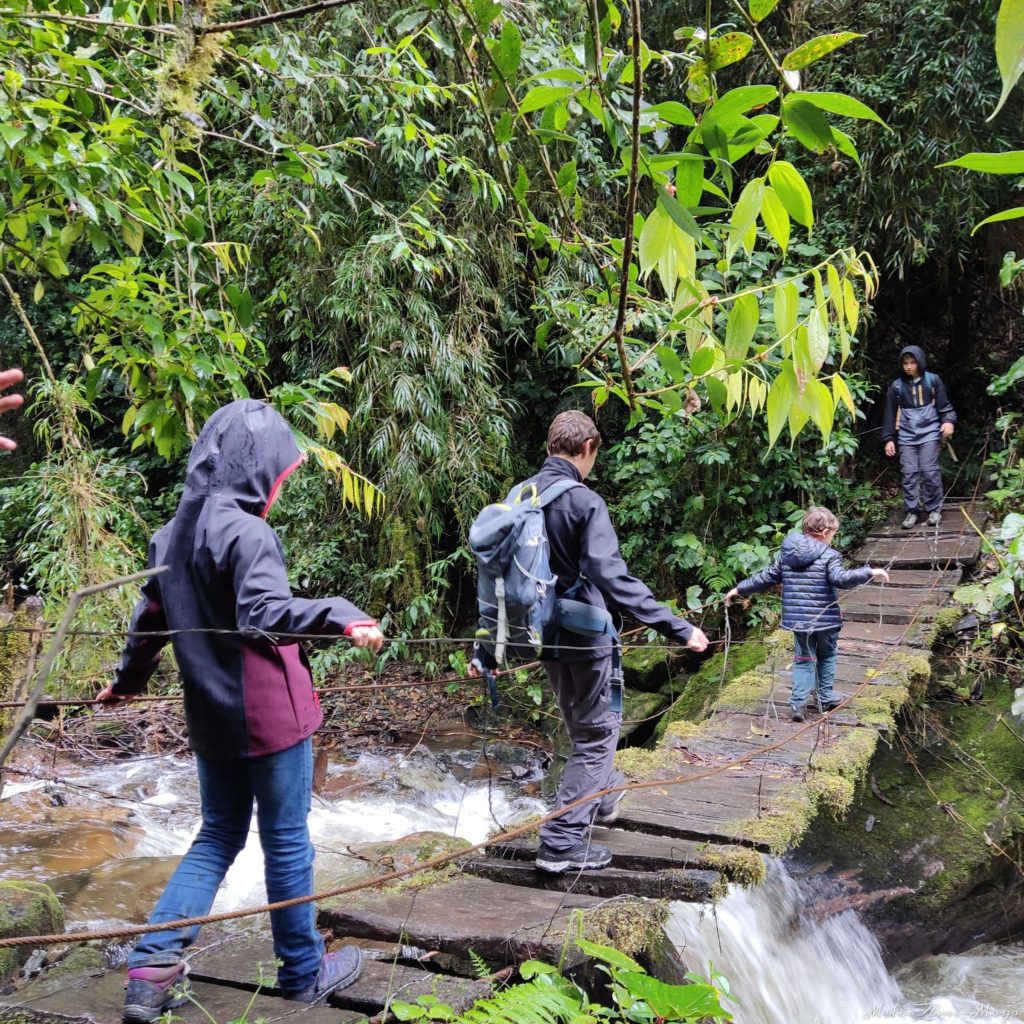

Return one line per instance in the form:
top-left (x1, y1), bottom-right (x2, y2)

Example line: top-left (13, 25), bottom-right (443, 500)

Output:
top-left (123, 961), bottom-right (191, 1023)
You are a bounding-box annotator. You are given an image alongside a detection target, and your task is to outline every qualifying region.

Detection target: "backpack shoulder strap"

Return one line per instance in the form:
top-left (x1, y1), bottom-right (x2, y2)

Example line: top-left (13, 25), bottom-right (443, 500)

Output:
top-left (537, 479), bottom-right (583, 507)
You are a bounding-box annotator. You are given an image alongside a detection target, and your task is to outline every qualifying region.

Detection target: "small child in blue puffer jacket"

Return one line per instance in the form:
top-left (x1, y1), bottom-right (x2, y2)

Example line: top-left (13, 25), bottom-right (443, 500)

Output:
top-left (725, 507), bottom-right (889, 722)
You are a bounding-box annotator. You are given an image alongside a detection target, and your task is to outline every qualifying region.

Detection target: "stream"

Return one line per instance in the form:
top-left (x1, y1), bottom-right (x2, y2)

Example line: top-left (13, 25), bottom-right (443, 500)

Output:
top-left (2, 745), bottom-right (1022, 1023)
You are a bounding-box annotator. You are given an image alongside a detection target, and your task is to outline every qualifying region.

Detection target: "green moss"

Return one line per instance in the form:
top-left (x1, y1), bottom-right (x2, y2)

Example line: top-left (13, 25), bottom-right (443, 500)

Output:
top-left (714, 671), bottom-right (775, 713)
top-left (886, 652), bottom-right (932, 701)
top-left (807, 773), bottom-right (856, 816)
top-left (622, 645), bottom-right (671, 692)
top-left (0, 881), bottom-right (64, 983)
top-left (796, 675), bottom-right (1024, 936)
top-left (701, 845), bottom-right (767, 887)
top-left (573, 899), bottom-right (670, 959)
top-left (732, 793), bottom-right (816, 854)
top-left (654, 638), bottom-right (771, 738)
top-left (614, 747), bottom-right (674, 778)
top-left (925, 607), bottom-right (964, 646)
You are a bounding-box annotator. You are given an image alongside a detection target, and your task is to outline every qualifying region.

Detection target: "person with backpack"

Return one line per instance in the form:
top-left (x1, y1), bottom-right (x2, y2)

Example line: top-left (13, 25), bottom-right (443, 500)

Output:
top-left (468, 411), bottom-right (708, 873)
top-left (96, 400), bottom-right (383, 1021)
top-left (881, 345), bottom-right (956, 529)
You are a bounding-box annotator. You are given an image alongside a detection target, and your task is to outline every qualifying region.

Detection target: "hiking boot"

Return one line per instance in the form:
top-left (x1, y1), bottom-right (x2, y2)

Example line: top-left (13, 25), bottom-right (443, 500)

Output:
top-left (283, 947), bottom-right (363, 1004)
top-left (790, 707), bottom-right (806, 723)
top-left (123, 962), bottom-right (191, 1023)
top-left (820, 697), bottom-right (844, 712)
top-left (901, 511), bottom-right (919, 530)
top-left (926, 509), bottom-right (942, 527)
top-left (535, 840), bottom-right (612, 873)
top-left (595, 771), bottom-right (627, 825)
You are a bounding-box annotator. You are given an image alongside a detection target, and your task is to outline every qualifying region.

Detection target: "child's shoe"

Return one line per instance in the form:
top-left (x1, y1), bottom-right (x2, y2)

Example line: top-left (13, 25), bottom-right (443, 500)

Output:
top-left (790, 706), bottom-right (806, 722)
top-left (282, 947), bottom-right (363, 1003)
top-left (926, 509), bottom-right (942, 527)
top-left (820, 697), bottom-right (844, 712)
top-left (123, 962), bottom-right (191, 1023)
top-left (901, 511), bottom-right (919, 529)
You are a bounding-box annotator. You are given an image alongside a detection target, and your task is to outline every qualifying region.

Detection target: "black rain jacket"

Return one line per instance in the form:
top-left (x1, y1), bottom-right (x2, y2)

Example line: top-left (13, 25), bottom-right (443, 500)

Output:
top-left (111, 400), bottom-right (372, 758)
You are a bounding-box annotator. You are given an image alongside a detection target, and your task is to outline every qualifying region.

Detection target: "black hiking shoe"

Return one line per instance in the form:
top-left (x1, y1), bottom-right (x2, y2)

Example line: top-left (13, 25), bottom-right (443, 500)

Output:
top-left (820, 697), bottom-right (844, 712)
top-left (535, 840), bottom-right (612, 873)
top-left (282, 947), bottom-right (363, 1004)
top-left (123, 962), bottom-right (191, 1023)
top-left (790, 707), bottom-right (806, 723)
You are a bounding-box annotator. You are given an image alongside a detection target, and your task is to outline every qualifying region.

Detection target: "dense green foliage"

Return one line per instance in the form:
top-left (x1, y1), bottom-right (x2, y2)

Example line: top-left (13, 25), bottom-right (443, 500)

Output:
top-left (0, 0), bottom-right (1022, 690)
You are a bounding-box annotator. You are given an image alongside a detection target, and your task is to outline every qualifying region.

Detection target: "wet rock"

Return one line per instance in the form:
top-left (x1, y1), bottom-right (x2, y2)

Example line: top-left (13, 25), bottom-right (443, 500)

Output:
top-left (343, 831), bottom-right (471, 878)
top-left (622, 646), bottom-right (674, 693)
top-left (0, 881), bottom-right (65, 984)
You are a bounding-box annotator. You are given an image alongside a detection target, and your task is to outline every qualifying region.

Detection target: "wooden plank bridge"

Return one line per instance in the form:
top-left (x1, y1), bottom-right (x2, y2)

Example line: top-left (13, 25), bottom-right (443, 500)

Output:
top-left (1, 501), bottom-right (987, 1023)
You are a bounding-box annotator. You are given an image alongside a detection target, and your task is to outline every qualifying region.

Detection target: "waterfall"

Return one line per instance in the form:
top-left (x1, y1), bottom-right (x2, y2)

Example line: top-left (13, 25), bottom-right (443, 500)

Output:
top-left (668, 861), bottom-right (1023, 1024)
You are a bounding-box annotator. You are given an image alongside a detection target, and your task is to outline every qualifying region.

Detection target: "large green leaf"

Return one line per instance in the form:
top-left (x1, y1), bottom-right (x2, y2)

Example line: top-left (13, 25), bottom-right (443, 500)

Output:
top-left (647, 101), bottom-right (696, 126)
top-left (659, 188), bottom-right (704, 243)
top-left (766, 365), bottom-right (793, 447)
top-left (749, 0), bottom-right (781, 22)
top-left (768, 161), bottom-right (814, 227)
top-left (655, 344), bottom-right (686, 383)
top-left (518, 85), bottom-right (575, 115)
top-left (971, 206), bottom-right (1024, 234)
top-left (709, 32), bottom-right (753, 70)
top-left (993, 0), bottom-right (1024, 118)
top-left (760, 185), bottom-right (790, 252)
top-left (491, 20), bottom-right (522, 81)
top-left (782, 32), bottom-right (863, 71)
top-left (725, 293), bottom-right (759, 360)
top-left (794, 90), bottom-right (886, 126)
top-left (697, 85), bottom-right (778, 137)
top-left (939, 151), bottom-right (1024, 174)
top-left (782, 96), bottom-right (833, 152)
top-left (774, 280), bottom-right (799, 345)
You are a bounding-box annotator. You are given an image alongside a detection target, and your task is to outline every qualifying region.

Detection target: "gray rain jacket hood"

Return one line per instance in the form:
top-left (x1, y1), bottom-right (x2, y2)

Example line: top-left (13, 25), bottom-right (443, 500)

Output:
top-left (112, 400), bottom-right (371, 758)
top-left (736, 530), bottom-right (873, 632)
top-left (881, 345), bottom-right (956, 447)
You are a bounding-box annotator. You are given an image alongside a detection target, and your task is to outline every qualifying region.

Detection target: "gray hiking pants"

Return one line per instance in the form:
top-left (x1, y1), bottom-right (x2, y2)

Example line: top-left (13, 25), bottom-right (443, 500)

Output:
top-left (899, 438), bottom-right (943, 513)
top-left (539, 657), bottom-right (624, 851)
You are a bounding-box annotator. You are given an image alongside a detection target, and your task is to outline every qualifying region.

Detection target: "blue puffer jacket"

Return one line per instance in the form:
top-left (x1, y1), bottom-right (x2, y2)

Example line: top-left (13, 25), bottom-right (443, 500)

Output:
top-left (735, 532), bottom-right (874, 633)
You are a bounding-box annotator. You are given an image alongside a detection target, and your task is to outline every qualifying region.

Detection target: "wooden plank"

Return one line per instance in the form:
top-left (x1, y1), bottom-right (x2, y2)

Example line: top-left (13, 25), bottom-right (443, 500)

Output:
top-left (838, 620), bottom-right (929, 647)
top-left (2, 969), bottom-right (358, 1024)
top-left (488, 826), bottom-right (744, 874)
top-left (317, 876), bottom-right (603, 967)
top-left (464, 858), bottom-right (721, 901)
top-left (867, 502), bottom-right (989, 535)
top-left (187, 933), bottom-right (491, 1014)
top-left (879, 568), bottom-right (962, 588)
top-left (855, 536), bottom-right (982, 568)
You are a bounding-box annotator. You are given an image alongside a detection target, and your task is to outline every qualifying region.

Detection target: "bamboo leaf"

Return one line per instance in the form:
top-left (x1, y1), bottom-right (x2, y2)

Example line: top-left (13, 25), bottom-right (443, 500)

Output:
top-left (782, 32), bottom-right (863, 71)
top-left (773, 280), bottom-right (798, 349)
top-left (971, 206), bottom-right (1024, 234)
top-left (518, 85), bottom-right (574, 115)
top-left (842, 278), bottom-right (859, 335)
top-left (781, 96), bottom-right (833, 152)
top-left (939, 151), bottom-right (1024, 174)
top-left (793, 90), bottom-right (886, 126)
top-left (768, 161), bottom-right (814, 227)
top-left (992, 0), bottom-right (1024, 118)
top-left (749, 0), bottom-right (781, 23)
top-left (760, 185), bottom-right (790, 252)
top-left (766, 366), bottom-right (792, 447)
top-left (832, 373), bottom-right (856, 416)
top-left (656, 344), bottom-right (686, 384)
top-left (725, 292), bottom-right (759, 360)
top-left (709, 32), bottom-right (753, 71)
top-left (647, 101), bottom-right (695, 126)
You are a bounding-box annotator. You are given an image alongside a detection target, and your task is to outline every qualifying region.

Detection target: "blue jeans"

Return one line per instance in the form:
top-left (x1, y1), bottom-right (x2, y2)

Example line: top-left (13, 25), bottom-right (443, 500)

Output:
top-left (129, 738), bottom-right (322, 992)
top-left (791, 628), bottom-right (840, 711)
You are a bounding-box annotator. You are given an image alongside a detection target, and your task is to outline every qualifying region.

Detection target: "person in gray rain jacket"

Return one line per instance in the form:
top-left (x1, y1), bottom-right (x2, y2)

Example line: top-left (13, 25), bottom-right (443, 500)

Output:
top-left (726, 507), bottom-right (888, 722)
top-left (97, 400), bottom-right (383, 1022)
top-left (881, 344), bottom-right (957, 530)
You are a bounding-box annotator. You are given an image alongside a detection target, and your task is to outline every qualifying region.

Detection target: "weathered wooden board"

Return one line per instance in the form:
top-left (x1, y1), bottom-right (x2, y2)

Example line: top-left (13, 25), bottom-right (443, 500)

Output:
top-left (1, 968), bottom-right (358, 1024)
top-left (869, 502), bottom-right (989, 535)
top-left (488, 826), bottom-right (743, 874)
top-left (318, 876), bottom-right (603, 967)
top-left (610, 769), bottom-right (810, 848)
top-left (464, 858), bottom-right (721, 901)
top-left (186, 932), bottom-right (491, 1014)
top-left (877, 568), bottom-right (962, 588)
top-left (855, 535), bottom-right (982, 568)
top-left (838, 619), bottom-right (929, 647)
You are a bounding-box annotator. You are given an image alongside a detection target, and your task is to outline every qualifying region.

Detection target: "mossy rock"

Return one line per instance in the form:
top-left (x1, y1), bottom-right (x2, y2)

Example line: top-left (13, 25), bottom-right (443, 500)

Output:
top-left (14, 945), bottom-right (106, 999)
top-left (0, 881), bottom-right (65, 984)
top-left (654, 638), bottom-right (772, 740)
top-left (620, 689), bottom-right (670, 744)
top-left (342, 831), bottom-right (471, 894)
top-left (791, 677), bottom-right (1024, 962)
top-left (622, 645), bottom-right (673, 693)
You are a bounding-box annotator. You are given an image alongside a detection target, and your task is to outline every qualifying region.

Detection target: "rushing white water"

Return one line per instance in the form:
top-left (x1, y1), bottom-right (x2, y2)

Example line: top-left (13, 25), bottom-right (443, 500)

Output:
top-left (669, 861), bottom-right (1024, 1024)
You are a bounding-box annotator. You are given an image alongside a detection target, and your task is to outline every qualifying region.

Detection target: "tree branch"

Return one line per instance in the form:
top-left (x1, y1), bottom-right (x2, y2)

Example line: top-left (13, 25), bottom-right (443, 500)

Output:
top-left (200, 0), bottom-right (362, 35)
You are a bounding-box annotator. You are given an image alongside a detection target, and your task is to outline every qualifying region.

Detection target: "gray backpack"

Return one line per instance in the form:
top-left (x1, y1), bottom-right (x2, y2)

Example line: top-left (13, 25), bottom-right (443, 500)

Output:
top-left (468, 479), bottom-right (580, 663)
